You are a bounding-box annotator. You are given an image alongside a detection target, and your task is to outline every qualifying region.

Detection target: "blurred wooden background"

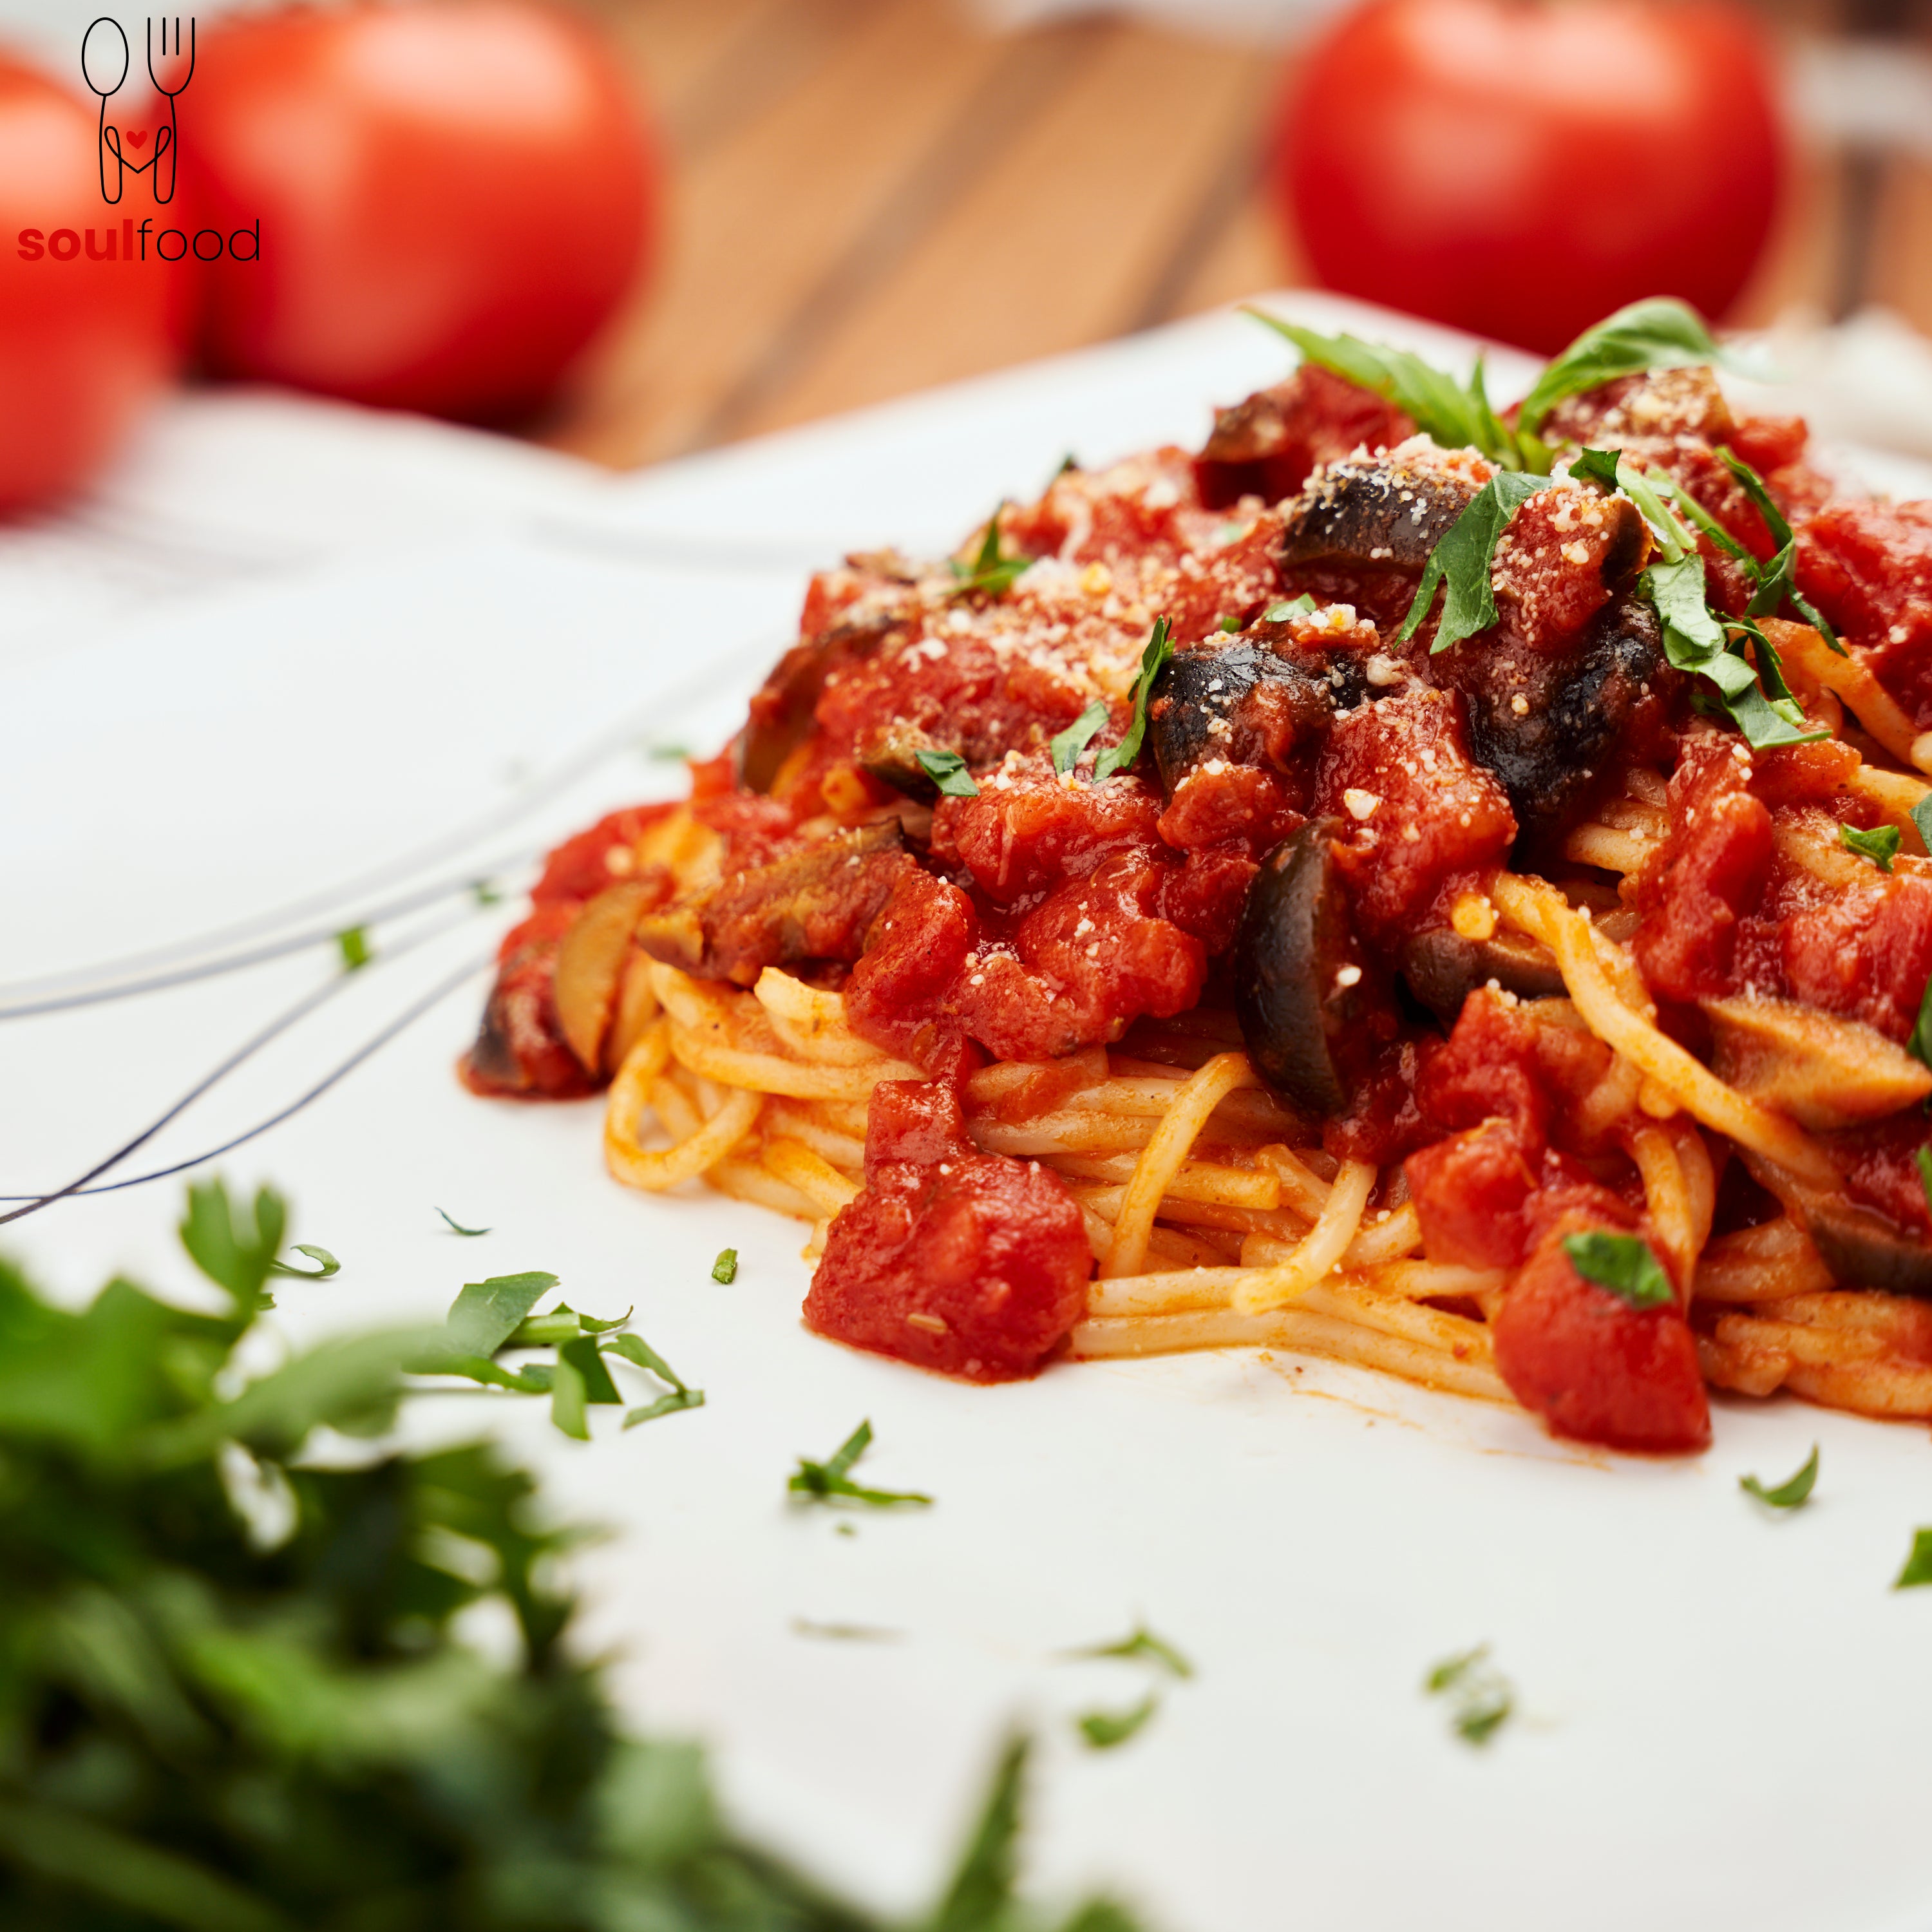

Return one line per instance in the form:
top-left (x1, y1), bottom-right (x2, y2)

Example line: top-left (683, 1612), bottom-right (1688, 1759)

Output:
top-left (542, 0), bottom-right (1932, 471)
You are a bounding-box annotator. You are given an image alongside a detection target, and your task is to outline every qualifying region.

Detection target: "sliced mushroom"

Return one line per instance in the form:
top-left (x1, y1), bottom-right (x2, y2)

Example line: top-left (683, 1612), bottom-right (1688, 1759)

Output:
top-left (1738, 1147), bottom-right (1932, 1300)
top-left (1705, 997), bottom-right (1932, 1131)
top-left (1235, 820), bottom-right (1379, 1113)
top-left (636, 821), bottom-right (909, 987)
top-left (1453, 592), bottom-right (1671, 845)
top-left (1401, 926), bottom-right (1567, 1021)
top-left (554, 880), bottom-right (657, 1072)
top-left (1279, 454), bottom-right (1478, 574)
top-left (738, 605), bottom-right (909, 794)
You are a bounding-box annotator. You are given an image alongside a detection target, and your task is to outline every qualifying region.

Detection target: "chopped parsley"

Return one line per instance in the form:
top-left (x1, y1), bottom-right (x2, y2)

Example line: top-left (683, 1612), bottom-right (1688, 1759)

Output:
top-left (949, 501), bottom-right (1031, 600)
top-left (1895, 1530), bottom-right (1932, 1589)
top-left (1093, 616), bottom-right (1173, 782)
top-left (712, 1246), bottom-right (739, 1283)
top-left (1516, 297), bottom-right (1726, 439)
top-left (1065, 1622), bottom-right (1194, 1679)
top-left (336, 923), bottom-right (372, 971)
top-left (0, 1180), bottom-right (1132, 1931)
top-left (1842, 822), bottom-right (1902, 872)
top-left (915, 747), bottom-right (980, 799)
top-left (1425, 1645), bottom-right (1515, 1746)
top-left (1395, 471), bottom-right (1551, 655)
top-left (408, 1271), bottom-right (705, 1439)
top-left (437, 1206), bottom-right (490, 1235)
top-left (1075, 1696), bottom-right (1159, 1750)
top-left (1050, 699), bottom-right (1110, 777)
top-left (269, 1242), bottom-right (339, 1279)
top-left (1561, 1229), bottom-right (1675, 1309)
top-left (788, 1419), bottom-right (933, 1508)
top-left (1741, 1444), bottom-right (1819, 1509)
top-left (1263, 593), bottom-right (1318, 621)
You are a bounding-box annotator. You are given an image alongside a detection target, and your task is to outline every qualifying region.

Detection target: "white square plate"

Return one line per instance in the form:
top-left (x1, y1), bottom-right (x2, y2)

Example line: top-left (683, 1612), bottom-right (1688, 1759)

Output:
top-left (6, 297), bottom-right (1932, 1932)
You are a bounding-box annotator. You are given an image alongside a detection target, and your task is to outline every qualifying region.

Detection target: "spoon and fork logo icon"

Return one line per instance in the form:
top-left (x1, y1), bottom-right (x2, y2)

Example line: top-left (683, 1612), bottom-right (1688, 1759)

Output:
top-left (81, 15), bottom-right (194, 206)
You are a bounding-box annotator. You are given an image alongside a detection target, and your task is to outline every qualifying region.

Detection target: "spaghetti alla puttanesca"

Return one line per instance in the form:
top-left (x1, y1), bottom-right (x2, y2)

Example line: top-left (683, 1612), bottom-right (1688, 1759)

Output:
top-left (462, 299), bottom-right (1932, 1455)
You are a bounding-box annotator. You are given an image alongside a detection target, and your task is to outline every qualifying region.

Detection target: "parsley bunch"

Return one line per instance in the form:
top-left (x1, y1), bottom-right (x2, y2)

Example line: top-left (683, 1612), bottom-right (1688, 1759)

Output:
top-left (0, 1181), bottom-right (1145, 1932)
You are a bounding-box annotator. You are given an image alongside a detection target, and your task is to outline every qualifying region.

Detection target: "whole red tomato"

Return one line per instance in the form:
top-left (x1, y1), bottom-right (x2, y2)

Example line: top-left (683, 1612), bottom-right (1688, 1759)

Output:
top-left (0, 59), bottom-right (178, 515)
top-left (1275, 0), bottom-right (1783, 354)
top-left (186, 1), bottom-right (656, 421)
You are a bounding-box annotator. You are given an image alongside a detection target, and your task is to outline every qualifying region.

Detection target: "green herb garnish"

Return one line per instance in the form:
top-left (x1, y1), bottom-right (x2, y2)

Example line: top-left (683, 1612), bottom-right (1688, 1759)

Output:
top-left (791, 1618), bottom-right (902, 1642)
top-left (949, 502), bottom-right (1031, 600)
top-left (1244, 311), bottom-right (1531, 468)
top-left (1918, 1146), bottom-right (1932, 1218)
top-left (1741, 1444), bottom-right (1819, 1509)
top-left (471, 878), bottom-right (503, 905)
top-left (1895, 1530), bottom-right (1932, 1589)
top-left (408, 1272), bottom-right (705, 1439)
top-left (0, 1179), bottom-right (1133, 1931)
top-left (1093, 618), bottom-right (1173, 782)
top-left (1065, 1622), bottom-right (1193, 1680)
top-left (648, 742), bottom-right (692, 761)
top-left (1425, 1645), bottom-right (1515, 1746)
top-left (436, 1206), bottom-right (490, 1235)
top-left (711, 1246), bottom-right (739, 1283)
top-left (335, 924), bottom-right (372, 971)
top-left (788, 1419), bottom-right (933, 1509)
top-left (1718, 446), bottom-right (1844, 651)
top-left (269, 1242), bottom-right (339, 1280)
top-left (1050, 699), bottom-right (1110, 777)
top-left (1571, 447), bottom-right (1822, 750)
top-left (1842, 823), bottom-right (1902, 872)
top-left (1562, 1229), bottom-right (1675, 1309)
top-left (1517, 297), bottom-right (1726, 437)
top-left (1395, 471), bottom-right (1551, 654)
top-left (1263, 594), bottom-right (1318, 621)
top-left (1075, 1696), bottom-right (1159, 1750)
top-left (916, 748), bottom-right (980, 799)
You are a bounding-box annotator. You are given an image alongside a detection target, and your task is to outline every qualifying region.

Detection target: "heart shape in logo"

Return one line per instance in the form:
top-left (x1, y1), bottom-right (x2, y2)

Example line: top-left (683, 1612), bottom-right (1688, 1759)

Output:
top-left (124, 127), bottom-right (148, 148)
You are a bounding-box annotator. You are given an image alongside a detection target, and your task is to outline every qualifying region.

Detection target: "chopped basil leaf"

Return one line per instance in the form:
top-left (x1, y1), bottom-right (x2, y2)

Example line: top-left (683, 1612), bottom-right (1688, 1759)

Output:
top-left (711, 1247), bottom-right (739, 1283)
top-left (1518, 297), bottom-right (1725, 436)
top-left (1050, 699), bottom-right (1110, 777)
top-left (1264, 594), bottom-right (1318, 621)
top-left (1217, 614), bottom-right (1243, 634)
top-left (789, 1419), bottom-right (933, 1508)
top-left (1915, 795), bottom-right (1932, 859)
top-left (1243, 310), bottom-right (1525, 467)
top-left (336, 925), bottom-right (372, 971)
top-left (1717, 447), bottom-right (1846, 652)
top-left (1571, 446), bottom-right (1694, 560)
top-left (1396, 471), bottom-right (1551, 654)
top-left (178, 1179), bottom-right (287, 1312)
top-left (1917, 1145), bottom-right (1932, 1218)
top-left (269, 1243), bottom-right (340, 1280)
top-left (1423, 1643), bottom-right (1514, 1747)
top-left (1895, 1529), bottom-right (1932, 1589)
top-left (1842, 822), bottom-right (1902, 871)
top-left (1561, 1229), bottom-right (1674, 1309)
top-left (1066, 1622), bottom-right (1194, 1680)
top-left (949, 502), bottom-right (1030, 600)
top-left (1075, 1696), bottom-right (1159, 1750)
top-left (1094, 618), bottom-right (1175, 782)
top-left (915, 748), bottom-right (980, 799)
top-left (1740, 1444), bottom-right (1819, 1509)
top-left (436, 1207), bottom-right (490, 1236)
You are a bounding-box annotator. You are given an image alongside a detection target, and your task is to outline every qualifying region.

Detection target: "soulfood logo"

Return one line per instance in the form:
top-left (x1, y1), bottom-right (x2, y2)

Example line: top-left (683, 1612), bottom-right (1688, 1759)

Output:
top-left (14, 14), bottom-right (257, 263)
top-left (83, 14), bottom-right (190, 204)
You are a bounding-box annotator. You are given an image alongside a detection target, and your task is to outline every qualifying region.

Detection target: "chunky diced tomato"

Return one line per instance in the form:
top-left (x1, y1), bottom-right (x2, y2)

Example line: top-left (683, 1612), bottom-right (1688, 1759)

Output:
top-left (804, 1081), bottom-right (1092, 1380)
top-left (1492, 1215), bottom-right (1710, 1453)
